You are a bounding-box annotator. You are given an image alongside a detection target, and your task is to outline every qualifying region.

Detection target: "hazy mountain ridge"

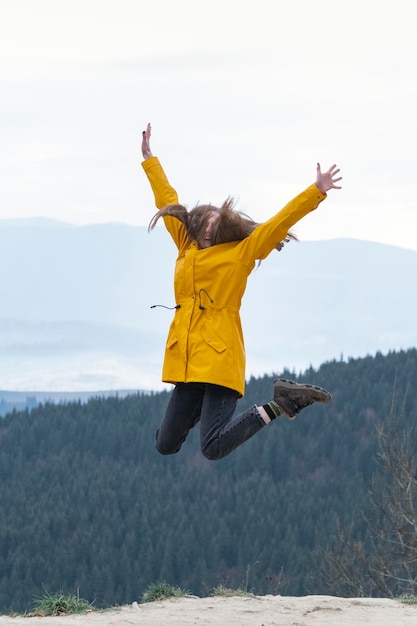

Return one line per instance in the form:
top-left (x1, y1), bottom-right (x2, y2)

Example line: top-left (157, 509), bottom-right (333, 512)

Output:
top-left (1, 218), bottom-right (416, 392)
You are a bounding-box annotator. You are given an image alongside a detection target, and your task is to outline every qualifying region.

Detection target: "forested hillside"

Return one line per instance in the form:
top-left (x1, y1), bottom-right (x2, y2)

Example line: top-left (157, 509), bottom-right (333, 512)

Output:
top-left (1, 349), bottom-right (417, 612)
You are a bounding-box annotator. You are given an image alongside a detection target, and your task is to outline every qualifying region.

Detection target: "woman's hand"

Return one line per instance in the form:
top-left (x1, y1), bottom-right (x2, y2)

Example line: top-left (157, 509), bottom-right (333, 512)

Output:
top-left (316, 163), bottom-right (342, 194)
top-left (141, 123), bottom-right (153, 160)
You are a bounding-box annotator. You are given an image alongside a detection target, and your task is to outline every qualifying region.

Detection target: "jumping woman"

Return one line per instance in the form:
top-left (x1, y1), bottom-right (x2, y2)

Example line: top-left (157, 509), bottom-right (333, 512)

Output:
top-left (141, 123), bottom-right (342, 460)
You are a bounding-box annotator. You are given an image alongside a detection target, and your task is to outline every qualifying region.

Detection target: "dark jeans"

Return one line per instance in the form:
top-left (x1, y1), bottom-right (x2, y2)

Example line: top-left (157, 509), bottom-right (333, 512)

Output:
top-left (156, 382), bottom-right (265, 460)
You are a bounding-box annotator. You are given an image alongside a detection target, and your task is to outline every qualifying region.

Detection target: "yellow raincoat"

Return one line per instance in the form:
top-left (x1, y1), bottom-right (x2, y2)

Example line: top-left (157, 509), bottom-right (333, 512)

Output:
top-left (142, 156), bottom-right (326, 396)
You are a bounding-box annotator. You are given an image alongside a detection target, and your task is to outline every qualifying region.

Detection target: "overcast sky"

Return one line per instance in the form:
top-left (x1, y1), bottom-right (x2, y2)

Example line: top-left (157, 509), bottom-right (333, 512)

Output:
top-left (1, 0), bottom-right (416, 250)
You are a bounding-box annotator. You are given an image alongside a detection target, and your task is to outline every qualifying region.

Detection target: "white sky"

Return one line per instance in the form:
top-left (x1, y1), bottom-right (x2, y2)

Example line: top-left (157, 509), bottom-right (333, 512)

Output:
top-left (1, 0), bottom-right (416, 250)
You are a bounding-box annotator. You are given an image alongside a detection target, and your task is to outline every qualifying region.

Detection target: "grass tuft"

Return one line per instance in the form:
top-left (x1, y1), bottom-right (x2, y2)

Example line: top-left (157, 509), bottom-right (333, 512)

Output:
top-left (141, 581), bottom-right (189, 603)
top-left (210, 585), bottom-right (255, 598)
top-left (31, 590), bottom-right (93, 616)
top-left (397, 592), bottom-right (417, 605)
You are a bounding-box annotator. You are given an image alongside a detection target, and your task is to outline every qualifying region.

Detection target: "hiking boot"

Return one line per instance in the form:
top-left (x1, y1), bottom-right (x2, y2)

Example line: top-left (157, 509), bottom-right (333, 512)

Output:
top-left (273, 378), bottom-right (332, 419)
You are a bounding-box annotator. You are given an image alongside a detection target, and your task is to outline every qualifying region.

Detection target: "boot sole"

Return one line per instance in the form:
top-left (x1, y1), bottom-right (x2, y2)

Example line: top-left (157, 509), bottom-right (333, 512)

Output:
top-left (274, 378), bottom-right (332, 403)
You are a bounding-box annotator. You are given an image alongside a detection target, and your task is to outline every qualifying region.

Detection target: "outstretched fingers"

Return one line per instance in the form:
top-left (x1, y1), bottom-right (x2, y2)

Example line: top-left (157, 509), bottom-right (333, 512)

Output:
top-left (328, 164), bottom-right (342, 185)
top-left (316, 162), bottom-right (342, 192)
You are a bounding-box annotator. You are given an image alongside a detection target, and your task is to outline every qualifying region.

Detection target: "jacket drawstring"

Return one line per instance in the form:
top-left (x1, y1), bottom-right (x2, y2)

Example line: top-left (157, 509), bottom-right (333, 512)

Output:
top-left (199, 289), bottom-right (214, 310)
top-left (151, 289), bottom-right (214, 311)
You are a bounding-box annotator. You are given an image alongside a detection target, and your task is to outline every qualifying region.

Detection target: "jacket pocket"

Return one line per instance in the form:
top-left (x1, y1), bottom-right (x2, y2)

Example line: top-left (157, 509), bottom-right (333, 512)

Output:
top-left (200, 320), bottom-right (227, 354)
top-left (166, 323), bottom-right (178, 350)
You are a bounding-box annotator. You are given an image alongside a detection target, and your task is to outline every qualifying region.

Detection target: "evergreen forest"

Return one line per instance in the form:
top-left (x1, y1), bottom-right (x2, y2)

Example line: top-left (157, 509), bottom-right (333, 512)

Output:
top-left (1, 348), bottom-right (417, 613)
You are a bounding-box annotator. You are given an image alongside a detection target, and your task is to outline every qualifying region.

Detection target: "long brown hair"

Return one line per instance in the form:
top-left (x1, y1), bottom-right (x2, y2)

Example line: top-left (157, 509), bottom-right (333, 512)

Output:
top-left (148, 197), bottom-right (297, 251)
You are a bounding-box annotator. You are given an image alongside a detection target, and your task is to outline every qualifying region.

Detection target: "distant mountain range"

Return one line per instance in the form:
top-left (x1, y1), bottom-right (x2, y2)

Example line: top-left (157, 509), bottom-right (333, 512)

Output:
top-left (1, 218), bottom-right (416, 394)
